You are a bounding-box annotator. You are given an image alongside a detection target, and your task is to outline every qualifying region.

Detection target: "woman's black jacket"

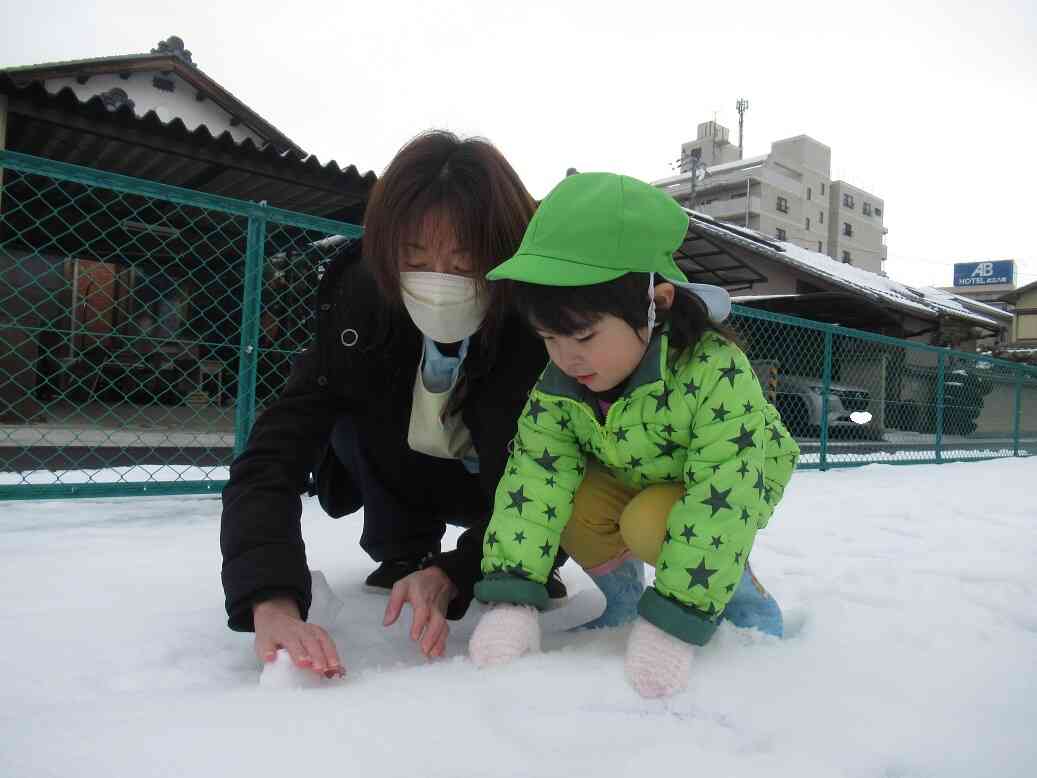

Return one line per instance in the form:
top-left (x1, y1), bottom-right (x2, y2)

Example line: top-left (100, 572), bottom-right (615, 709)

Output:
top-left (220, 241), bottom-right (548, 630)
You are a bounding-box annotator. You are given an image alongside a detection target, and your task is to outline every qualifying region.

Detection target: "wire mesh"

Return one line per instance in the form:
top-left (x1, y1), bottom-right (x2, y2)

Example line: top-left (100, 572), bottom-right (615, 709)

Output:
top-left (0, 150), bottom-right (1033, 498)
top-left (0, 151), bottom-right (360, 499)
top-left (731, 307), bottom-right (1037, 470)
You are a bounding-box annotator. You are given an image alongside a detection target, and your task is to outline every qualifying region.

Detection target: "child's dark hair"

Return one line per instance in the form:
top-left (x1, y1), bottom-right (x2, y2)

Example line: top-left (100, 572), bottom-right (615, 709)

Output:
top-left (511, 273), bottom-right (740, 358)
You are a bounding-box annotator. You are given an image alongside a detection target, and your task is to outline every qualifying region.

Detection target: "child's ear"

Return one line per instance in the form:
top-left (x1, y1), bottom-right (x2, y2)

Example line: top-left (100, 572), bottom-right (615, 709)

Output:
top-left (653, 282), bottom-right (676, 311)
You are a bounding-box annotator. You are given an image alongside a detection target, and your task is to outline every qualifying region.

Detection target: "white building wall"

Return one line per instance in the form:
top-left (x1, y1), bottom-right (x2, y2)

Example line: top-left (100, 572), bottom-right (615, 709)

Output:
top-left (828, 181), bottom-right (886, 273)
top-left (45, 72), bottom-right (265, 146)
top-left (656, 125), bottom-right (887, 275)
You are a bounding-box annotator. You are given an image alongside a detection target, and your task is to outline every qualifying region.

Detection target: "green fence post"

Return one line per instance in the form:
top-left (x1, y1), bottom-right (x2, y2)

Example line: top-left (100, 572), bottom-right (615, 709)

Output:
top-left (234, 211), bottom-right (267, 455)
top-left (935, 351), bottom-right (945, 463)
top-left (1013, 366), bottom-right (1023, 457)
top-left (819, 329), bottom-right (832, 470)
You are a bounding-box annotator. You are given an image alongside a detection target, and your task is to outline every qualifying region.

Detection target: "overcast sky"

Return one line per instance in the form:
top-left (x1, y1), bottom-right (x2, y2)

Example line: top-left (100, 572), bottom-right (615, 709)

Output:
top-left (3, 0), bottom-right (1035, 288)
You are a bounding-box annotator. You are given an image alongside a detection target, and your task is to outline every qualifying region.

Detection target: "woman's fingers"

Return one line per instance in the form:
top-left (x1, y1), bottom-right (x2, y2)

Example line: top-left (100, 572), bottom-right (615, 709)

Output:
top-left (315, 628), bottom-right (345, 677)
top-left (422, 616), bottom-right (449, 658)
top-left (383, 580), bottom-right (409, 627)
top-left (282, 635), bottom-right (311, 668)
top-left (252, 600), bottom-right (344, 678)
top-left (382, 569), bottom-right (455, 657)
top-left (409, 601), bottom-right (431, 642)
top-left (300, 631), bottom-right (330, 672)
top-left (255, 632), bottom-right (280, 663)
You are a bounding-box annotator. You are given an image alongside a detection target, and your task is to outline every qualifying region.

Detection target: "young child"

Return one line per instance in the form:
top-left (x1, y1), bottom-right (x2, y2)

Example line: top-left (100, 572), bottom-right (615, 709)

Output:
top-left (468, 172), bottom-right (799, 698)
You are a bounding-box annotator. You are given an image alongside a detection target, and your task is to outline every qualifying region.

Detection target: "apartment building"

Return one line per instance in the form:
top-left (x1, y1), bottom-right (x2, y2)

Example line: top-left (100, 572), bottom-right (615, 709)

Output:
top-left (829, 182), bottom-right (887, 269)
top-left (654, 121), bottom-right (888, 274)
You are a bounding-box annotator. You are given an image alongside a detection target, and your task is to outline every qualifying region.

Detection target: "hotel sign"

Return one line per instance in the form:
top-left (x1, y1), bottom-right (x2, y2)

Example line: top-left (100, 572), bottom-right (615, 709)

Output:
top-left (953, 260), bottom-right (1015, 287)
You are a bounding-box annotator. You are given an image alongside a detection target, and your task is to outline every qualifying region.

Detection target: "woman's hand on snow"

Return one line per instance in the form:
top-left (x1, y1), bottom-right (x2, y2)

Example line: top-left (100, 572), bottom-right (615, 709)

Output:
top-left (252, 597), bottom-right (344, 678)
top-left (383, 566), bottom-right (458, 659)
top-left (469, 604), bottom-right (541, 667)
top-left (624, 617), bottom-right (693, 698)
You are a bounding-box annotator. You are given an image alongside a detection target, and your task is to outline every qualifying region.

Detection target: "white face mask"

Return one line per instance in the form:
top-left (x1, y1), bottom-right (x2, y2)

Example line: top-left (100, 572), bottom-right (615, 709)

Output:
top-left (400, 272), bottom-right (490, 343)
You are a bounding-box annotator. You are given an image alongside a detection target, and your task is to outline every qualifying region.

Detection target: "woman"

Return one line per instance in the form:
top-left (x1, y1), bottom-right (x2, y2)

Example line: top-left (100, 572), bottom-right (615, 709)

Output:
top-left (220, 131), bottom-right (561, 679)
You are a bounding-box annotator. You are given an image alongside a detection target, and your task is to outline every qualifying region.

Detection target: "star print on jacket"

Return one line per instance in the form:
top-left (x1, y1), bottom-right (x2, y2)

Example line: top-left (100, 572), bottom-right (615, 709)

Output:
top-left (475, 328), bottom-right (799, 647)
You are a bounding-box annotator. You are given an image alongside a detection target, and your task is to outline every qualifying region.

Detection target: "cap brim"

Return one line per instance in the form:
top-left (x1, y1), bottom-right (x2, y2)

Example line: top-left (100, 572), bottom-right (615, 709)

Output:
top-left (487, 252), bottom-right (629, 286)
top-left (673, 281), bottom-right (732, 324)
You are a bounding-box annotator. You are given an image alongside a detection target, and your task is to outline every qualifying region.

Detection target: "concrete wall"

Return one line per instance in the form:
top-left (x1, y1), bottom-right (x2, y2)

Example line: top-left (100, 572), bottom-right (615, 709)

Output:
top-left (759, 180), bottom-right (804, 243)
top-left (681, 121), bottom-right (740, 166)
top-left (841, 355), bottom-right (888, 431)
top-left (662, 129), bottom-right (883, 269)
top-left (828, 181), bottom-right (886, 273)
top-left (733, 253), bottom-right (809, 295)
top-left (972, 374), bottom-right (1037, 435)
top-left (770, 135), bottom-right (831, 178)
top-left (1014, 287), bottom-right (1037, 343)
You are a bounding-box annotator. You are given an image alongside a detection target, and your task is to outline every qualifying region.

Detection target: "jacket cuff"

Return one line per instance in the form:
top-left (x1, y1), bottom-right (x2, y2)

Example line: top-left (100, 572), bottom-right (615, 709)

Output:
top-left (474, 573), bottom-right (549, 610)
top-left (424, 547), bottom-right (482, 620)
top-left (222, 545), bottom-right (311, 632)
top-left (638, 586), bottom-right (719, 646)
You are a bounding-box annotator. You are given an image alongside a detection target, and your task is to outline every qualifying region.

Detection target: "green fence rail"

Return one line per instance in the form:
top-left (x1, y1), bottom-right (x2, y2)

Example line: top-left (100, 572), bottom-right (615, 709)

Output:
top-left (1, 150), bottom-right (1034, 500)
top-left (0, 150), bottom-right (361, 500)
top-left (729, 305), bottom-right (1037, 470)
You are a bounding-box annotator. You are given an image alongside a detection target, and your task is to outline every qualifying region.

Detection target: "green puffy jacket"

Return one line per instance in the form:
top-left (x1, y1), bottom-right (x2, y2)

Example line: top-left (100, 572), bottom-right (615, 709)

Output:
top-left (474, 328), bottom-right (800, 646)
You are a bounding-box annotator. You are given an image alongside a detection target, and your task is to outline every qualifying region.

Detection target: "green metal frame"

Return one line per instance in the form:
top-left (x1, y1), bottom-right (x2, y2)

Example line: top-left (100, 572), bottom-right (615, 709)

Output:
top-left (234, 214), bottom-right (267, 454)
top-left (0, 150), bottom-right (361, 500)
top-left (0, 150), bottom-right (1034, 500)
top-left (935, 351), bottom-right (946, 463)
top-left (819, 330), bottom-right (832, 470)
top-left (0, 150), bottom-right (360, 236)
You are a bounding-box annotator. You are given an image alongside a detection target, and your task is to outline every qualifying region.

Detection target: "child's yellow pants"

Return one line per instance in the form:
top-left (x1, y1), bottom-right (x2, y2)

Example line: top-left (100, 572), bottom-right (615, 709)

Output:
top-left (561, 463), bottom-right (682, 573)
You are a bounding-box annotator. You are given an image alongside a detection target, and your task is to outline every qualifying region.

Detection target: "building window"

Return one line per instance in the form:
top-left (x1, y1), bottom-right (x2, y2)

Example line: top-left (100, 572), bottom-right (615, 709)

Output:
top-left (819, 210), bottom-right (824, 224)
top-left (776, 196), bottom-right (789, 213)
top-left (842, 250), bottom-right (852, 263)
top-left (862, 201), bottom-right (873, 216)
top-left (818, 241), bottom-right (823, 252)
top-left (842, 193), bottom-right (855, 209)
top-left (875, 207), bottom-right (883, 217)
top-left (776, 228), bottom-right (787, 241)
top-left (730, 190), bottom-right (746, 200)
top-left (842, 222), bottom-right (853, 237)
top-left (807, 187), bottom-right (812, 200)
top-left (805, 217), bottom-right (811, 230)
top-left (821, 182), bottom-right (826, 196)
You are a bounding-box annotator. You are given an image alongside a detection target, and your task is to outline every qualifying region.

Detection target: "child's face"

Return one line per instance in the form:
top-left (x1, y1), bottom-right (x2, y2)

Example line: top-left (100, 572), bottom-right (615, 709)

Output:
top-left (535, 314), bottom-right (650, 393)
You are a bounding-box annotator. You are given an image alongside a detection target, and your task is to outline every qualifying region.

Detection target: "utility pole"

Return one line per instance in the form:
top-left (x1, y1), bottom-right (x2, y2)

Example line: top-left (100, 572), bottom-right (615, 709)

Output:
top-left (736, 98), bottom-right (749, 160)
top-left (673, 149), bottom-right (705, 208)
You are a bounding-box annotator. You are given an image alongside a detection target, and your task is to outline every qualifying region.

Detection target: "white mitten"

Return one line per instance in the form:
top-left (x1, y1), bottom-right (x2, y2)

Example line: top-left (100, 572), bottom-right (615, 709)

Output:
top-left (469, 604), bottom-right (541, 668)
top-left (624, 617), bottom-right (694, 698)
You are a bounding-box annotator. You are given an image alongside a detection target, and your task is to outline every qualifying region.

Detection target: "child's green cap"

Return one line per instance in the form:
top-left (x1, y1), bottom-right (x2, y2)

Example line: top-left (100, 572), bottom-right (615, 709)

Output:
top-left (487, 172), bottom-right (690, 286)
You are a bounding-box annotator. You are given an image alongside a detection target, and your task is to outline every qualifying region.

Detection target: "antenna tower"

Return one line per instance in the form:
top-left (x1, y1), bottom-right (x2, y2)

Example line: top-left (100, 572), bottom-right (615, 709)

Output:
top-left (736, 98), bottom-right (749, 159)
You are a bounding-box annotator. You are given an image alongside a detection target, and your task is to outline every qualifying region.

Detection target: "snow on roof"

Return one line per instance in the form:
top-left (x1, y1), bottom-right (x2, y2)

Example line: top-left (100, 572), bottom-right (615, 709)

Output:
top-left (704, 154), bottom-right (767, 175)
top-left (653, 155), bottom-right (767, 188)
top-left (685, 212), bottom-right (1011, 329)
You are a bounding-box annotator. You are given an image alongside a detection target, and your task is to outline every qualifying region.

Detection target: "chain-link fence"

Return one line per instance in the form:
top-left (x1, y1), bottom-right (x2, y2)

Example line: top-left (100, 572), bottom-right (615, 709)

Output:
top-left (0, 150), bottom-right (361, 499)
top-left (1, 150), bottom-right (1034, 499)
top-left (732, 306), bottom-right (1037, 469)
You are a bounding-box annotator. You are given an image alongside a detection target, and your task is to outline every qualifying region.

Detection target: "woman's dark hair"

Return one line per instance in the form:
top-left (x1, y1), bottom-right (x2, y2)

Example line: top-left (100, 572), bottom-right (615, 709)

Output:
top-left (362, 130), bottom-right (536, 343)
top-left (511, 273), bottom-right (741, 360)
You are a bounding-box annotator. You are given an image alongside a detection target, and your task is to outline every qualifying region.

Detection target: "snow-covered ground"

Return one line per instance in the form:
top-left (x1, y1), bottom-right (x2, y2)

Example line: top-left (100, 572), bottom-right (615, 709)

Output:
top-left (0, 463), bottom-right (230, 485)
top-left (2, 459), bottom-right (1035, 777)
